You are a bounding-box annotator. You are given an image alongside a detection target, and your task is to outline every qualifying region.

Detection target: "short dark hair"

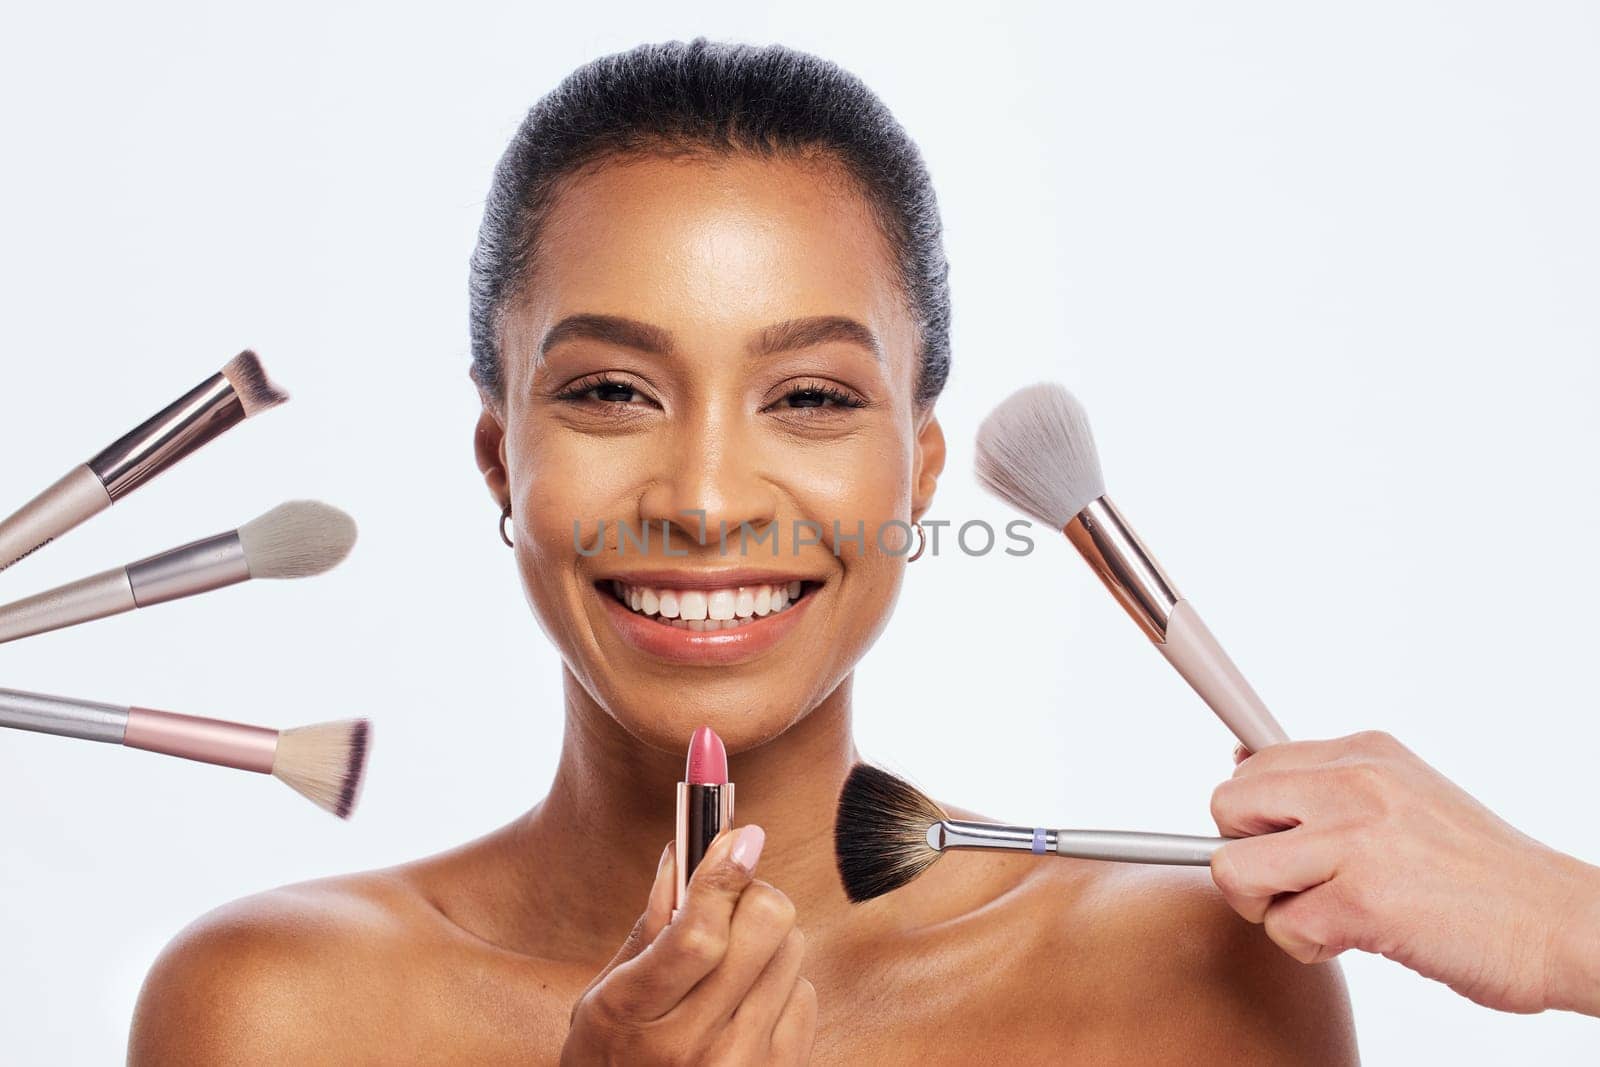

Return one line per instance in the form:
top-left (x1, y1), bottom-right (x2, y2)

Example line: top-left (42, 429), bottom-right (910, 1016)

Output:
top-left (468, 38), bottom-right (952, 405)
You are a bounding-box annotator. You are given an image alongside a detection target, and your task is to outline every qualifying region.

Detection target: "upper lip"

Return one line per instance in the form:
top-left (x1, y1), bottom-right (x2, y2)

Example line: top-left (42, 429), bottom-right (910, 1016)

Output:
top-left (594, 568), bottom-right (823, 589)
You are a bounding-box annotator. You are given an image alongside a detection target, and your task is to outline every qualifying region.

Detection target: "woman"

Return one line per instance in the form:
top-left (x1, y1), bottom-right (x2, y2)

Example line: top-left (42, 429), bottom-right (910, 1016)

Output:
top-left (130, 40), bottom-right (1356, 1063)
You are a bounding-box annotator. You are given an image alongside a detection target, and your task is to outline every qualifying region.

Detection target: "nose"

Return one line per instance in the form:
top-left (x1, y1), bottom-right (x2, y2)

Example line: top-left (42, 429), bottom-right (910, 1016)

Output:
top-left (637, 414), bottom-right (778, 552)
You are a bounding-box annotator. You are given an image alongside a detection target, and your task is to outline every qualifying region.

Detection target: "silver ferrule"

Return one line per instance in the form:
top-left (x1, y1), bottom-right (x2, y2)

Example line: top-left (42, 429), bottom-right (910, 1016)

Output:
top-left (0, 687), bottom-right (128, 744)
top-left (126, 530), bottom-right (249, 608)
top-left (1063, 496), bottom-right (1182, 642)
top-left (88, 373), bottom-right (246, 501)
top-left (928, 819), bottom-right (1043, 853)
top-left (930, 819), bottom-right (1226, 866)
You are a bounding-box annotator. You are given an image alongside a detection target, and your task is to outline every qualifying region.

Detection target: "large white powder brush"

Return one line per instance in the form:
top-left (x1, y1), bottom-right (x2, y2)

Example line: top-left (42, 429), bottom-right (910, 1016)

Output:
top-left (976, 383), bottom-right (1289, 752)
top-left (0, 501), bottom-right (357, 645)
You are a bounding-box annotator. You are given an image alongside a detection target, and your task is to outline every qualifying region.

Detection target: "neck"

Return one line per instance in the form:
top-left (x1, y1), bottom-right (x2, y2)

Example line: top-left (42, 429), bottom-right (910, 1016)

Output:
top-left (500, 671), bottom-right (861, 960)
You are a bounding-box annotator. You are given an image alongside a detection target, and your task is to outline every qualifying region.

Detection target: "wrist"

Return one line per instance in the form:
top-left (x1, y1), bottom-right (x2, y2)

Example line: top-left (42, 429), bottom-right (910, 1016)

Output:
top-left (1546, 855), bottom-right (1600, 1016)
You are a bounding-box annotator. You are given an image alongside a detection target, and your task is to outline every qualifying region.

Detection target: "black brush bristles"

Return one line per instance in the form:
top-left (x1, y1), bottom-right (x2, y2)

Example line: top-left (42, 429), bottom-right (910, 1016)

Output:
top-left (834, 763), bottom-right (947, 903)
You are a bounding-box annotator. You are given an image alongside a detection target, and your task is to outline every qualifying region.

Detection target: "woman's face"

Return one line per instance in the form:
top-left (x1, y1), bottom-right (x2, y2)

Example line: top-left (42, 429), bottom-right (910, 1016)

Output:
top-left (478, 153), bottom-right (944, 754)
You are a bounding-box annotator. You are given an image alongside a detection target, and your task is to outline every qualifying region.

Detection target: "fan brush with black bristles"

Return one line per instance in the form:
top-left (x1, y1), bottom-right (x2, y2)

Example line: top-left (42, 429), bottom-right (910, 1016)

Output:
top-left (975, 382), bottom-right (1290, 753)
top-left (834, 764), bottom-right (1230, 904)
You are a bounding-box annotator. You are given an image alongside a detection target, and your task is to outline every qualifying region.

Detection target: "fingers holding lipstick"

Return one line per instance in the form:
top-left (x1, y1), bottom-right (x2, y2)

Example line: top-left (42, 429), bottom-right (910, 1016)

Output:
top-left (563, 824), bottom-right (814, 1064)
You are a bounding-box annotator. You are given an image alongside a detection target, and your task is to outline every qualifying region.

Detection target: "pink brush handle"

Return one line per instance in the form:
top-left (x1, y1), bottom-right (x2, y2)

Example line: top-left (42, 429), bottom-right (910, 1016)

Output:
top-left (0, 464), bottom-right (112, 574)
top-left (1157, 600), bottom-right (1289, 752)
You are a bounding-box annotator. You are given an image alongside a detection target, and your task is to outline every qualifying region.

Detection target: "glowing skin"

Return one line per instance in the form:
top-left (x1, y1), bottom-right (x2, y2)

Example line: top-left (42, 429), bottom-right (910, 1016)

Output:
top-left (129, 155), bottom-right (1356, 1065)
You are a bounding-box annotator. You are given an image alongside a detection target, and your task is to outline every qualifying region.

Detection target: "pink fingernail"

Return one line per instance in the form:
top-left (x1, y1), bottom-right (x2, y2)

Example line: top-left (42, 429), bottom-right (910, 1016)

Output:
top-left (730, 825), bottom-right (766, 872)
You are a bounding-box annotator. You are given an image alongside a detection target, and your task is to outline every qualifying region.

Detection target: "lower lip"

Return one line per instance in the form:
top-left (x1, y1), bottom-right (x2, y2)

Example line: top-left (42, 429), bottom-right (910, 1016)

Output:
top-left (598, 586), bottom-right (814, 665)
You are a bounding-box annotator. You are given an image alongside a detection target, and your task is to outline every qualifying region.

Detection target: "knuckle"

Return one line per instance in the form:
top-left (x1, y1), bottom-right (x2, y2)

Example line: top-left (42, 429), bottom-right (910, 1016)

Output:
top-left (744, 883), bottom-right (798, 930)
top-left (674, 923), bottom-right (728, 966)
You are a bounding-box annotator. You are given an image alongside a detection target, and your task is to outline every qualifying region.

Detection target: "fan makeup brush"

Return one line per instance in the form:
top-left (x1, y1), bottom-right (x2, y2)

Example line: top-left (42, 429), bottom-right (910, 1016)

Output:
top-left (0, 685), bottom-right (369, 817)
top-left (0, 501), bottom-right (356, 645)
top-left (976, 383), bottom-right (1289, 753)
top-left (834, 764), bottom-right (1229, 904)
top-left (0, 351), bottom-right (288, 574)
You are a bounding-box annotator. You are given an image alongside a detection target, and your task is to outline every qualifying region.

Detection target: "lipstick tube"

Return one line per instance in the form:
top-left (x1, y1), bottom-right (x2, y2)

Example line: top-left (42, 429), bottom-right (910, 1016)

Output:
top-left (675, 726), bottom-right (734, 913)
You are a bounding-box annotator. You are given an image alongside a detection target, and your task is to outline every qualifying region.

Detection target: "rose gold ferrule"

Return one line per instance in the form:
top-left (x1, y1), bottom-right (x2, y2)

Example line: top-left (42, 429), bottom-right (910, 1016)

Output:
top-left (87, 373), bottom-right (246, 501)
top-left (122, 706), bottom-right (278, 773)
top-left (1063, 496), bottom-right (1182, 642)
top-left (675, 781), bottom-right (734, 911)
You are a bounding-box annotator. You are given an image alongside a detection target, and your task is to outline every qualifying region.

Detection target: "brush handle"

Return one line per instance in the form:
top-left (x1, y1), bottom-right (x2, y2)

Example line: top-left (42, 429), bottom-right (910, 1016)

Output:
top-left (0, 464), bottom-right (112, 575)
top-left (1158, 600), bottom-right (1289, 752)
top-left (0, 566), bottom-right (136, 645)
top-left (0, 687), bottom-right (129, 743)
top-left (1053, 828), bottom-right (1224, 866)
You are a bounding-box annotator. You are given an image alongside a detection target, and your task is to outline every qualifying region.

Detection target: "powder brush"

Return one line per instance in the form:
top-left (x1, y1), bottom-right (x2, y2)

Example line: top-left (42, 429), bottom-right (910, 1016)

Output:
top-left (0, 350), bottom-right (288, 575)
top-left (0, 685), bottom-right (370, 817)
top-left (0, 500), bottom-right (357, 645)
top-left (975, 383), bottom-right (1289, 752)
top-left (834, 764), bottom-right (1227, 904)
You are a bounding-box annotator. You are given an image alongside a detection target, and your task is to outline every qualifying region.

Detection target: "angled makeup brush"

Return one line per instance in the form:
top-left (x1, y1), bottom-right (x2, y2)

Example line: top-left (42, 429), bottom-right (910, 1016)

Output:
top-left (0, 351), bottom-right (288, 574)
top-left (0, 501), bottom-right (357, 645)
top-left (976, 383), bottom-right (1289, 752)
top-left (0, 686), bottom-right (369, 817)
top-left (835, 764), bottom-right (1226, 903)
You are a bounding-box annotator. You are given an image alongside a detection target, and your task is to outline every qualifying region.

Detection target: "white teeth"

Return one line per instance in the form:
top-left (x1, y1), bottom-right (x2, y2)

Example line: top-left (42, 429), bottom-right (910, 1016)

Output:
top-left (679, 591), bottom-right (709, 621)
top-left (609, 581), bottom-right (809, 626)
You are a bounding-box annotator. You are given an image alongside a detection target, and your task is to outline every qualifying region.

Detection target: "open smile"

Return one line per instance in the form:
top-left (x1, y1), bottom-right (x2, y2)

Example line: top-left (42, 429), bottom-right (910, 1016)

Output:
top-left (593, 572), bottom-right (819, 664)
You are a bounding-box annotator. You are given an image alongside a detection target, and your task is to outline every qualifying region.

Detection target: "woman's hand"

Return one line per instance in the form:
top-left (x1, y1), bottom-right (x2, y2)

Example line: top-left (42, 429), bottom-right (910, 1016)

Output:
top-left (562, 825), bottom-right (817, 1065)
top-left (1210, 731), bottom-right (1600, 1015)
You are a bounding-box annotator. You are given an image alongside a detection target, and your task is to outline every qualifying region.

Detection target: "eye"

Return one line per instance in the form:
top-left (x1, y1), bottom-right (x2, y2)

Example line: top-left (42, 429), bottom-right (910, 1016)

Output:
top-left (766, 379), bottom-right (868, 413)
top-left (554, 373), bottom-right (658, 408)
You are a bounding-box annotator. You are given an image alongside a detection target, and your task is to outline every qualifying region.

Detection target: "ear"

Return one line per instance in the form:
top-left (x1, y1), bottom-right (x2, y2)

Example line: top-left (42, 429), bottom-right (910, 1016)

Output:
top-left (911, 411), bottom-right (946, 522)
top-left (474, 401), bottom-right (511, 511)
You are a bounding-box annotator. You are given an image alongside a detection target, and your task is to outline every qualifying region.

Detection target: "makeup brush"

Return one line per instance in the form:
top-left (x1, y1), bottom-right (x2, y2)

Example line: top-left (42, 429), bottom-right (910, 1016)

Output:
top-left (834, 764), bottom-right (1226, 903)
top-left (975, 383), bottom-right (1289, 752)
top-left (0, 351), bottom-right (288, 574)
top-left (0, 686), bottom-right (369, 817)
top-left (0, 500), bottom-right (357, 645)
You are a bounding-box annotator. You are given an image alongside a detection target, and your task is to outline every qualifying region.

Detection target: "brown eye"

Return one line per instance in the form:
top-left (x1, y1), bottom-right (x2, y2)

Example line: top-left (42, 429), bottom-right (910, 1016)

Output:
top-left (767, 380), bottom-right (867, 413)
top-left (554, 373), bottom-right (657, 407)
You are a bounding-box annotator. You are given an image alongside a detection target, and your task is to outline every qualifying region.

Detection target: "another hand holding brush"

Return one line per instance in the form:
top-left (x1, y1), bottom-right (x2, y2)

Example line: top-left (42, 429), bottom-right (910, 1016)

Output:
top-left (1210, 731), bottom-right (1600, 1017)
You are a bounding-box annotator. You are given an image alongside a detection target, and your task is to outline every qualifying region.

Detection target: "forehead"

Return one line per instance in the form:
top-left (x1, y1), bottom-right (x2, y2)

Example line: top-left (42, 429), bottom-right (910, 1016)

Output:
top-left (508, 152), bottom-right (915, 364)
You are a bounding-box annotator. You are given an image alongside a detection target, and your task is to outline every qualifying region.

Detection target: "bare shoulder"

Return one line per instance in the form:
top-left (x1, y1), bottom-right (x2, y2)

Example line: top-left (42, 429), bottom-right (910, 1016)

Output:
top-left (127, 870), bottom-right (440, 1063)
top-left (1024, 861), bottom-right (1358, 1064)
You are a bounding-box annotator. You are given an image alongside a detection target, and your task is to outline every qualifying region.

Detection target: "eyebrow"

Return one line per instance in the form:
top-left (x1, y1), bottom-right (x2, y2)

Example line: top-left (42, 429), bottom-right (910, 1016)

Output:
top-left (538, 312), bottom-right (882, 362)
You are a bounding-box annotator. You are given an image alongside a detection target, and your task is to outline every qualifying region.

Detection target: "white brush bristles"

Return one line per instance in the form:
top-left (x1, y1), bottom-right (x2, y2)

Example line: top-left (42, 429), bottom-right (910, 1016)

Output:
top-left (975, 383), bottom-right (1106, 528)
top-left (220, 350), bottom-right (290, 417)
top-left (272, 718), bottom-right (370, 818)
top-left (238, 501), bottom-right (358, 580)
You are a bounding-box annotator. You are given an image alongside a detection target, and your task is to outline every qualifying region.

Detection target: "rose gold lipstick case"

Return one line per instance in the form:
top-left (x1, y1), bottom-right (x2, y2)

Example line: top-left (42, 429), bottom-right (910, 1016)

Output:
top-left (675, 782), bottom-right (734, 909)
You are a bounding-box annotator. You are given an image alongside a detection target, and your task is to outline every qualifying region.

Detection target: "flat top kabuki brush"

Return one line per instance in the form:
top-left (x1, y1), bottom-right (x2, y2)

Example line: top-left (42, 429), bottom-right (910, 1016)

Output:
top-left (976, 383), bottom-right (1289, 752)
top-left (0, 686), bottom-right (370, 817)
top-left (835, 764), bottom-right (1229, 904)
top-left (0, 350), bottom-right (288, 575)
top-left (0, 500), bottom-right (357, 645)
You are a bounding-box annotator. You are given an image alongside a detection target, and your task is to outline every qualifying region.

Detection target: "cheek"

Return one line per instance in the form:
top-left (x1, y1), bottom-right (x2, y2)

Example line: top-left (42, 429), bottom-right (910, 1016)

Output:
top-left (508, 425), bottom-right (652, 563)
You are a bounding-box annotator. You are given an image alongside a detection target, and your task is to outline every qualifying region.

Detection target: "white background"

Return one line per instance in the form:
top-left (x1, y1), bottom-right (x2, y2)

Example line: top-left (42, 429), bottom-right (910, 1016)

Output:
top-left (1, 2), bottom-right (1596, 1062)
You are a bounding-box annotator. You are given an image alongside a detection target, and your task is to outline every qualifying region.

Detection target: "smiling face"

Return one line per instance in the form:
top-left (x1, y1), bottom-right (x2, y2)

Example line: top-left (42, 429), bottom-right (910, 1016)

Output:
top-left (475, 151), bottom-right (945, 755)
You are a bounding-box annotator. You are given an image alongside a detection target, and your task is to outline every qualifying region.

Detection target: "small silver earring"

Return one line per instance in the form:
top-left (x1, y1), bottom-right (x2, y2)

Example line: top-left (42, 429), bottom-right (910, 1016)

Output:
top-left (499, 505), bottom-right (515, 548)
